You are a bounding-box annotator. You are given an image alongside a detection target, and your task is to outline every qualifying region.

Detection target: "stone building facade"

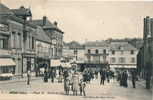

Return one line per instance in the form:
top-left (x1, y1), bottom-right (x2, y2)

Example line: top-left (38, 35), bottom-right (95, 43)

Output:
top-left (32, 16), bottom-right (64, 60)
top-left (62, 41), bottom-right (85, 63)
top-left (109, 41), bottom-right (138, 69)
top-left (0, 3), bottom-right (64, 77)
top-left (84, 41), bottom-right (110, 68)
top-left (0, 3), bottom-right (36, 76)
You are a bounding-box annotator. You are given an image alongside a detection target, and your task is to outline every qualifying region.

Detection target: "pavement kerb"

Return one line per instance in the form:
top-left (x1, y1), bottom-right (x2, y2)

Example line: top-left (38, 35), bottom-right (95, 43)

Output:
top-left (0, 77), bottom-right (42, 84)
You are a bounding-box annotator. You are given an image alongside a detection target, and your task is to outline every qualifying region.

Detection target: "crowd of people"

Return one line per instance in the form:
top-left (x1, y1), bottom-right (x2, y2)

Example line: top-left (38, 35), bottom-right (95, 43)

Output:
top-left (117, 69), bottom-right (137, 88)
top-left (26, 65), bottom-right (138, 96)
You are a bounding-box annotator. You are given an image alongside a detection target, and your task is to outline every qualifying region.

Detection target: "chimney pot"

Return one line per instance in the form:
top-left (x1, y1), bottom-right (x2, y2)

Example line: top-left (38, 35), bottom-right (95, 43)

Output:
top-left (43, 16), bottom-right (47, 26)
top-left (54, 21), bottom-right (58, 26)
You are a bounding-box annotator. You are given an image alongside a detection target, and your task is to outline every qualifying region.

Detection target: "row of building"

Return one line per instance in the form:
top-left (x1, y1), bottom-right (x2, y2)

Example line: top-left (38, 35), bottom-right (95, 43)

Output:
top-left (63, 40), bottom-right (138, 71)
top-left (0, 3), bottom-right (64, 76)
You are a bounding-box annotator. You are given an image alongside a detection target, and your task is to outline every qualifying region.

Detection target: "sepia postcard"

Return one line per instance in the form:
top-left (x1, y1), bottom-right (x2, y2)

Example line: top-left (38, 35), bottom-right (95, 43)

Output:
top-left (0, 0), bottom-right (152, 100)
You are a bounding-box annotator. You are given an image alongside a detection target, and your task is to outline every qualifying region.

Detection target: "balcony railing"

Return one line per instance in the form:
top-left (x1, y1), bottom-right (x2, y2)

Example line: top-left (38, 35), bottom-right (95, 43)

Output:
top-left (84, 60), bottom-right (108, 64)
top-left (85, 52), bottom-right (108, 56)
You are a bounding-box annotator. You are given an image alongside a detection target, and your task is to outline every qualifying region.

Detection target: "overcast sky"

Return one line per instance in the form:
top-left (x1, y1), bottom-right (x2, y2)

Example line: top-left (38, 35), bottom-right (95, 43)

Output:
top-left (2, 0), bottom-right (153, 43)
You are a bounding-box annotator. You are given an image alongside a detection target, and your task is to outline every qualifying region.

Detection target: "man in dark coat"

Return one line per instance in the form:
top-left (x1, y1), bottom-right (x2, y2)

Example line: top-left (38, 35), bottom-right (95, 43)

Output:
top-left (27, 70), bottom-right (31, 85)
top-left (131, 69), bottom-right (137, 88)
top-left (106, 70), bottom-right (110, 83)
top-left (100, 69), bottom-right (106, 85)
top-left (63, 70), bottom-right (69, 92)
top-left (122, 71), bottom-right (128, 88)
top-left (44, 68), bottom-right (48, 83)
top-left (49, 68), bottom-right (55, 83)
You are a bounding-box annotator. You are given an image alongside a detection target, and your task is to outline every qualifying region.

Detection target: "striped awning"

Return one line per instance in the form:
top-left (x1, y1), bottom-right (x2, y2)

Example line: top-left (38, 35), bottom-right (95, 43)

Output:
top-left (0, 58), bottom-right (16, 66)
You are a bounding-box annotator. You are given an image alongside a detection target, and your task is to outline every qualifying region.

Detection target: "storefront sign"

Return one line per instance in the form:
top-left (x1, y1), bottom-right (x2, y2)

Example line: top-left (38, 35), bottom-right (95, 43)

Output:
top-left (0, 24), bottom-right (9, 32)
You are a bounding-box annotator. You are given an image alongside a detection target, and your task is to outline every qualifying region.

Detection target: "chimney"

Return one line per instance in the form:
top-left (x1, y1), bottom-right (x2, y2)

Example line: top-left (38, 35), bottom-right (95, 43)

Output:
top-left (43, 16), bottom-right (47, 26)
top-left (54, 21), bottom-right (58, 26)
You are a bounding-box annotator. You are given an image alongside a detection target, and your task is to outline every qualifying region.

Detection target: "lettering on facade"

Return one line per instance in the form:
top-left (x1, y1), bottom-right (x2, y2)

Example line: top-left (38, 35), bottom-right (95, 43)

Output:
top-left (0, 24), bottom-right (9, 32)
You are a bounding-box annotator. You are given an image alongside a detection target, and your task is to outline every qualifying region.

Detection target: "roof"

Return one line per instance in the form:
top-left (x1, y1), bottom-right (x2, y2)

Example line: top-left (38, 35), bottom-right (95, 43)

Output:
top-left (110, 41), bottom-right (137, 51)
top-left (85, 41), bottom-right (110, 47)
top-left (64, 41), bottom-right (85, 49)
top-left (11, 6), bottom-right (32, 17)
top-left (35, 26), bottom-right (51, 43)
top-left (32, 19), bottom-right (64, 33)
top-left (0, 3), bottom-right (14, 15)
top-left (0, 3), bottom-right (36, 28)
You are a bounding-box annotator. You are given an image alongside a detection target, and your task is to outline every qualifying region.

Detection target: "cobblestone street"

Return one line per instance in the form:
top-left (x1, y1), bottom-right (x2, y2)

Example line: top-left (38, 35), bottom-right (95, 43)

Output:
top-left (0, 77), bottom-right (152, 100)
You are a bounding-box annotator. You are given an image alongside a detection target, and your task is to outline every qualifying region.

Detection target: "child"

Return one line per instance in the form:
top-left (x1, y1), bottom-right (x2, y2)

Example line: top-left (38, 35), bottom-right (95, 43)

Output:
top-left (65, 77), bottom-right (70, 95)
top-left (79, 79), bottom-right (86, 96)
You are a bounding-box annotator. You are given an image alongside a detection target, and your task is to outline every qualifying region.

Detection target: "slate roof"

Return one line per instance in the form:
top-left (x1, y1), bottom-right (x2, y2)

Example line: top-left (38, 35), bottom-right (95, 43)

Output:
top-left (0, 3), bottom-right (36, 28)
top-left (0, 3), bottom-right (14, 15)
top-left (11, 6), bottom-right (32, 17)
top-left (85, 41), bottom-right (110, 47)
top-left (35, 26), bottom-right (51, 43)
top-left (110, 41), bottom-right (137, 51)
top-left (64, 41), bottom-right (85, 49)
top-left (32, 19), bottom-right (64, 33)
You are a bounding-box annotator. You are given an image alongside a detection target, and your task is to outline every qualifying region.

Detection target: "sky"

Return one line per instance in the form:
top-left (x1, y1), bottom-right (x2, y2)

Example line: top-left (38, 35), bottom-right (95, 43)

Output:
top-left (2, 0), bottom-right (153, 43)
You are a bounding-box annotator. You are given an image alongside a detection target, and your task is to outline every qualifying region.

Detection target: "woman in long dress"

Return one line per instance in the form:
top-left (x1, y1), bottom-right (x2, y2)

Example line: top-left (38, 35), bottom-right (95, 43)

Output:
top-left (72, 71), bottom-right (79, 95)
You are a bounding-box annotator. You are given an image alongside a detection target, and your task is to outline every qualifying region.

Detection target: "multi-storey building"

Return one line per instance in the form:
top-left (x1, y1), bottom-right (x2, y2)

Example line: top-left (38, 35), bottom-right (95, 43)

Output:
top-left (62, 41), bottom-right (85, 63)
top-left (0, 3), bottom-right (36, 76)
top-left (32, 16), bottom-right (64, 60)
top-left (35, 26), bottom-right (52, 69)
top-left (84, 41), bottom-right (110, 68)
top-left (109, 41), bottom-right (138, 70)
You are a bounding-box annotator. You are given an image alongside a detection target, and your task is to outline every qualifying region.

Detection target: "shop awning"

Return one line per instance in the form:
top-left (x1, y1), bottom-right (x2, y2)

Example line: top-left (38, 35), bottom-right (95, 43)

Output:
top-left (110, 65), bottom-right (136, 68)
top-left (0, 73), bottom-right (14, 77)
top-left (50, 59), bottom-right (61, 67)
top-left (0, 58), bottom-right (16, 66)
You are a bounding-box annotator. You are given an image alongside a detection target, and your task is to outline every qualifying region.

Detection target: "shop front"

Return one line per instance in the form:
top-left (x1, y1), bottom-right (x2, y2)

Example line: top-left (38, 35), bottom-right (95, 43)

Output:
top-left (22, 53), bottom-right (36, 73)
top-left (0, 58), bottom-right (16, 80)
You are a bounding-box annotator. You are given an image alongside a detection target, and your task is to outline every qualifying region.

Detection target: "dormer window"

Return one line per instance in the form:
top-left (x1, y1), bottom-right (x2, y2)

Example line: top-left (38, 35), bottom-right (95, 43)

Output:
top-left (95, 49), bottom-right (99, 54)
top-left (131, 50), bottom-right (134, 54)
top-left (103, 49), bottom-right (106, 54)
top-left (112, 50), bottom-right (115, 55)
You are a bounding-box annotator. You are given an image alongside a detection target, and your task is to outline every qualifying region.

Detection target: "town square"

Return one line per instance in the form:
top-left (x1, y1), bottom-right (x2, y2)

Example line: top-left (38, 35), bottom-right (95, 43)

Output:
top-left (0, 0), bottom-right (152, 100)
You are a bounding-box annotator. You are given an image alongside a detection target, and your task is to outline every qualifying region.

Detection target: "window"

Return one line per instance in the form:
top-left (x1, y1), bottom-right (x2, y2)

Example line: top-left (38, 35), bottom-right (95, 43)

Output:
top-left (88, 49), bottom-right (91, 54)
top-left (18, 33), bottom-right (22, 48)
top-left (32, 37), bottom-right (34, 49)
top-left (131, 50), bottom-right (134, 54)
top-left (0, 39), bottom-right (4, 49)
top-left (119, 57), bottom-right (126, 63)
top-left (93, 56), bottom-right (100, 63)
top-left (95, 49), bottom-right (99, 54)
top-left (74, 49), bottom-right (78, 55)
top-left (111, 57), bottom-right (116, 63)
top-left (131, 57), bottom-right (135, 63)
top-left (103, 49), bottom-right (106, 54)
top-left (87, 55), bottom-right (91, 62)
top-left (12, 32), bottom-right (16, 48)
top-left (3, 38), bottom-right (9, 49)
top-left (29, 36), bottom-right (31, 49)
top-left (112, 50), bottom-right (115, 55)
top-left (1, 66), bottom-right (9, 73)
